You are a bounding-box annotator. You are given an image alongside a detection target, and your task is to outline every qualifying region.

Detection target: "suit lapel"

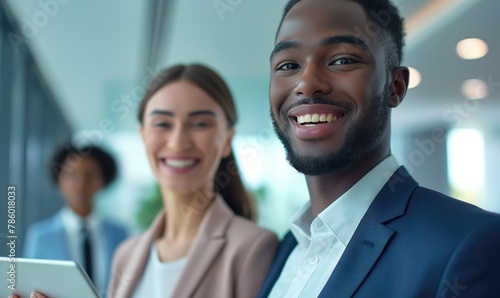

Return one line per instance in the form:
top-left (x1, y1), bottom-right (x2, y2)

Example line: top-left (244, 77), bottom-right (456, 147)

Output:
top-left (52, 228), bottom-right (71, 259)
top-left (171, 195), bottom-right (231, 298)
top-left (53, 212), bottom-right (71, 260)
top-left (319, 216), bottom-right (394, 298)
top-left (319, 167), bottom-right (418, 298)
top-left (99, 223), bottom-right (111, 271)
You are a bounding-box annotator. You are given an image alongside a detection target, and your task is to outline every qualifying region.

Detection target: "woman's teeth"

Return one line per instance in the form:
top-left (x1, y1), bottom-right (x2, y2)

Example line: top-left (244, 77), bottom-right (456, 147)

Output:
top-left (164, 159), bottom-right (196, 168)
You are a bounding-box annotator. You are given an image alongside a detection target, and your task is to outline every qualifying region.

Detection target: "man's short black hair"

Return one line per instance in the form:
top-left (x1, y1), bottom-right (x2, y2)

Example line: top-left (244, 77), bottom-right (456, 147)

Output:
top-left (277, 0), bottom-right (405, 68)
top-left (50, 143), bottom-right (118, 187)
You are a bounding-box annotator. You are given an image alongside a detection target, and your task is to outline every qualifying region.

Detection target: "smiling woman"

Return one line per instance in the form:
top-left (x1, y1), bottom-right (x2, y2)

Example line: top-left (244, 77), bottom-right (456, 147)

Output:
top-left (140, 80), bottom-right (234, 196)
top-left (136, 64), bottom-right (253, 219)
top-left (107, 64), bottom-right (278, 298)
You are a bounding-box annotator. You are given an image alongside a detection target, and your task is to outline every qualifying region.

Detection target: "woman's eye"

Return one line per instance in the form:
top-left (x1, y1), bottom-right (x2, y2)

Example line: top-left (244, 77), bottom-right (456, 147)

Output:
top-left (192, 121), bottom-right (210, 128)
top-left (154, 122), bottom-right (170, 128)
top-left (277, 62), bottom-right (299, 71)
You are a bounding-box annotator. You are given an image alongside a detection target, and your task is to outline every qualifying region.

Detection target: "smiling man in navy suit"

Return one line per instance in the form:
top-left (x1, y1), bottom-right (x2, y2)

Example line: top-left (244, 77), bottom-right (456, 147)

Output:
top-left (259, 0), bottom-right (500, 297)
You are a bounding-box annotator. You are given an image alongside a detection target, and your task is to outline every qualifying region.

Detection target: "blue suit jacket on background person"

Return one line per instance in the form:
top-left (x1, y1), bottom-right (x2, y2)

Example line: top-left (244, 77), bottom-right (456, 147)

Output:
top-left (23, 209), bottom-right (128, 291)
top-left (259, 167), bottom-right (500, 298)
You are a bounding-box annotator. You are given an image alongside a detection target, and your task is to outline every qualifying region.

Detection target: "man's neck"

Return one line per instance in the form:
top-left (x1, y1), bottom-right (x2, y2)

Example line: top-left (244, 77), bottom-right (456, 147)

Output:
top-left (305, 151), bottom-right (390, 217)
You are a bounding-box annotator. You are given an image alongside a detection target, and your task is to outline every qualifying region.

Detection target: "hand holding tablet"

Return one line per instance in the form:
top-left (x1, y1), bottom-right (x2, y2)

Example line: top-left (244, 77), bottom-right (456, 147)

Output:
top-left (8, 291), bottom-right (48, 298)
top-left (0, 257), bottom-right (99, 298)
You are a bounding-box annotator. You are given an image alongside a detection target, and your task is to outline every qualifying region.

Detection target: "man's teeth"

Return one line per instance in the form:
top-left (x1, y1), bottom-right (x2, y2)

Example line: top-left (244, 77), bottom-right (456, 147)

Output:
top-left (165, 159), bottom-right (196, 168)
top-left (297, 113), bottom-right (338, 125)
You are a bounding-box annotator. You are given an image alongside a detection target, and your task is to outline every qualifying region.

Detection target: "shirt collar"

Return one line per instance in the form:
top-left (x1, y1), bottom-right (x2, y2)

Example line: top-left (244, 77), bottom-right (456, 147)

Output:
top-left (289, 201), bottom-right (314, 248)
top-left (289, 155), bottom-right (400, 248)
top-left (60, 206), bottom-right (99, 232)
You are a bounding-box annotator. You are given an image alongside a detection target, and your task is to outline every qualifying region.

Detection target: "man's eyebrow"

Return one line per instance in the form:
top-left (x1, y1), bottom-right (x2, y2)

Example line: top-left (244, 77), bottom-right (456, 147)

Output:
top-left (320, 35), bottom-right (370, 52)
top-left (270, 40), bottom-right (301, 60)
top-left (270, 35), bottom-right (371, 61)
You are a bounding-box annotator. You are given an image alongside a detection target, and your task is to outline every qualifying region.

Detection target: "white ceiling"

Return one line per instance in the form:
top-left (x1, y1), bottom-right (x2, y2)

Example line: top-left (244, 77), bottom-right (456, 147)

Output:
top-left (7, 0), bottom-right (500, 136)
top-left (397, 0), bottom-right (500, 133)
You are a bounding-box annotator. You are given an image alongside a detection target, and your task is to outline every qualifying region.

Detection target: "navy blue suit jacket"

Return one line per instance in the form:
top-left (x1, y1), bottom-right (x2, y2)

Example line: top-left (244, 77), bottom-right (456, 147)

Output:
top-left (259, 167), bottom-right (500, 297)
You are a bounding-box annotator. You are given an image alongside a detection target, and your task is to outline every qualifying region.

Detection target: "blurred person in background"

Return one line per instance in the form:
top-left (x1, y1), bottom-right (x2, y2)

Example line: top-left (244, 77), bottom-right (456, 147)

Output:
top-left (23, 144), bottom-right (128, 293)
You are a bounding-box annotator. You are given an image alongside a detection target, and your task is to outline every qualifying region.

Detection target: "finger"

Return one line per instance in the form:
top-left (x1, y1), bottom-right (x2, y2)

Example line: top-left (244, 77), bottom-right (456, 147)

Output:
top-left (30, 292), bottom-right (48, 298)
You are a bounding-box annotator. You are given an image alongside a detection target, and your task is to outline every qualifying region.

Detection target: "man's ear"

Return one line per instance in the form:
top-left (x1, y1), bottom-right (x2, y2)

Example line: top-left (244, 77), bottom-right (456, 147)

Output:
top-left (389, 66), bottom-right (409, 108)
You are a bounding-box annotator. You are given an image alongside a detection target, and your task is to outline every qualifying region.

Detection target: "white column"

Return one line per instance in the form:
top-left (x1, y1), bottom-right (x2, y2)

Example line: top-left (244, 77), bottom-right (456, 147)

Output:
top-left (393, 128), bottom-right (450, 195)
top-left (483, 128), bottom-right (500, 213)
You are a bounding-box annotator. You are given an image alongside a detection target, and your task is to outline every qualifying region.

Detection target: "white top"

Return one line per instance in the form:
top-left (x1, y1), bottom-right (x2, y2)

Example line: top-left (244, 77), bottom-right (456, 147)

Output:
top-left (60, 207), bottom-right (106, 291)
top-left (269, 155), bottom-right (400, 298)
top-left (133, 244), bottom-right (188, 298)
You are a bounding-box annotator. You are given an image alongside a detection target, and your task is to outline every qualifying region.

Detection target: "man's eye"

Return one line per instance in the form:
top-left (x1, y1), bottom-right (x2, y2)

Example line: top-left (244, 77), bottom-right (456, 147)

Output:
top-left (332, 58), bottom-right (356, 65)
top-left (277, 62), bottom-right (299, 71)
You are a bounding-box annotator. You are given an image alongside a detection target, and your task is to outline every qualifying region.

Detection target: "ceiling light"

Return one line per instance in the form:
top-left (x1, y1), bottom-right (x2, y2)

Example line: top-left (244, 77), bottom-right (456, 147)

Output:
top-left (408, 67), bottom-right (421, 89)
top-left (461, 79), bottom-right (488, 100)
top-left (456, 38), bottom-right (488, 60)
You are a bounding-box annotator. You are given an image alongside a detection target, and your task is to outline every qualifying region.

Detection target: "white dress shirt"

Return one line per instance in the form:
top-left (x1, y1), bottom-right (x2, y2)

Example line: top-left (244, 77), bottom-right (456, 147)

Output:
top-left (269, 155), bottom-right (400, 298)
top-left (133, 244), bottom-right (188, 298)
top-left (60, 207), bottom-right (106, 291)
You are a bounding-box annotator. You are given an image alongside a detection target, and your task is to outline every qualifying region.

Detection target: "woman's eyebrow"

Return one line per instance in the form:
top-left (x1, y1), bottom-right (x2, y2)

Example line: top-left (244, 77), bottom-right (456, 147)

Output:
top-left (149, 109), bottom-right (217, 117)
top-left (150, 109), bottom-right (174, 116)
top-left (188, 110), bottom-right (217, 117)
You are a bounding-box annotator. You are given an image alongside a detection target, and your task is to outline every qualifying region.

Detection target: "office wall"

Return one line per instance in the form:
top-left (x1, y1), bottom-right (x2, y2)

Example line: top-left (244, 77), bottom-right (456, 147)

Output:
top-left (0, 2), bottom-right (72, 257)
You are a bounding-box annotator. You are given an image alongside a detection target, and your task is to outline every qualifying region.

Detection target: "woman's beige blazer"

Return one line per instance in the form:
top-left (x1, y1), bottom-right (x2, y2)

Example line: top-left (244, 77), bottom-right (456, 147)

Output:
top-left (108, 195), bottom-right (278, 298)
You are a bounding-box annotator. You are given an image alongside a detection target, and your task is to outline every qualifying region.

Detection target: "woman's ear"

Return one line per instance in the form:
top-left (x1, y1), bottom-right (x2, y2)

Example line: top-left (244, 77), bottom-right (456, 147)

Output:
top-left (222, 128), bottom-right (235, 159)
top-left (138, 125), bottom-right (145, 142)
top-left (389, 66), bottom-right (409, 108)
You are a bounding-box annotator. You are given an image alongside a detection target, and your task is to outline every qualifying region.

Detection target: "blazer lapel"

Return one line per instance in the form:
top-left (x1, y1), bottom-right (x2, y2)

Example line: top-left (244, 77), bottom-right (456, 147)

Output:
top-left (114, 213), bottom-right (164, 298)
top-left (319, 167), bottom-right (418, 298)
top-left (171, 195), bottom-right (231, 298)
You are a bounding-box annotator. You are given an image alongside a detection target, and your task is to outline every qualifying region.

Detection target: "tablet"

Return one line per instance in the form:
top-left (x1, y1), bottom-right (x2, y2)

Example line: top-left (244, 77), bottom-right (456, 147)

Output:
top-left (0, 257), bottom-right (99, 298)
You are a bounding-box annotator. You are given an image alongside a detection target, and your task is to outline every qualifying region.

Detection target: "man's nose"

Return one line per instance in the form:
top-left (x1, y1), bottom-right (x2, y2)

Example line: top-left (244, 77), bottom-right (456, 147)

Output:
top-left (293, 63), bottom-right (332, 98)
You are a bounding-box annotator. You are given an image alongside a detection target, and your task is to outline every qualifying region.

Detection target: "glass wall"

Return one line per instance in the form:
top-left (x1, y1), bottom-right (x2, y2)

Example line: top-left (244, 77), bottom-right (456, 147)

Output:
top-left (0, 2), bottom-right (72, 257)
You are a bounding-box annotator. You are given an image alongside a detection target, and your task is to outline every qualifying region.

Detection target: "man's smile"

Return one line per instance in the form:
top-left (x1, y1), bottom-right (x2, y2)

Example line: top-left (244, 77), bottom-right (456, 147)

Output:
top-left (285, 103), bottom-right (348, 139)
top-left (295, 113), bottom-right (339, 125)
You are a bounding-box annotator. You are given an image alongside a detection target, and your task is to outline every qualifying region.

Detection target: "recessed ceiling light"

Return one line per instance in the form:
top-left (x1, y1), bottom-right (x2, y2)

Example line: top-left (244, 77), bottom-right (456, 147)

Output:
top-left (461, 79), bottom-right (488, 100)
top-left (456, 38), bottom-right (488, 60)
top-left (408, 67), bottom-right (421, 89)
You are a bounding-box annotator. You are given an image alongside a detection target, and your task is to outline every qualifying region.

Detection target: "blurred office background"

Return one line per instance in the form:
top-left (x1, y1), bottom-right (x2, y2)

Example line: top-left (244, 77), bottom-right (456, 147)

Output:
top-left (1, 0), bottom-right (500, 257)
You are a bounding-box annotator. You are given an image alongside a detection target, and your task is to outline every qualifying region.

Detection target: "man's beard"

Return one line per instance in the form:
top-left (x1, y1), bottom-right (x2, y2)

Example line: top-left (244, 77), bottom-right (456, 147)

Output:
top-left (271, 89), bottom-right (390, 176)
